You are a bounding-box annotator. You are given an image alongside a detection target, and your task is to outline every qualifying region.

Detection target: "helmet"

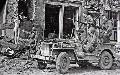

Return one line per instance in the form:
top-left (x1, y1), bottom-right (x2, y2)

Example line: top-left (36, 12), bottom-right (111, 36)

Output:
top-left (88, 26), bottom-right (96, 34)
top-left (32, 27), bottom-right (36, 31)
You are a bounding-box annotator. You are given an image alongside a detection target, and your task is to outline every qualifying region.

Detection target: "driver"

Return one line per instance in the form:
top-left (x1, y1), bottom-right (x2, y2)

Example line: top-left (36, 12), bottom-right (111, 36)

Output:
top-left (83, 26), bottom-right (98, 53)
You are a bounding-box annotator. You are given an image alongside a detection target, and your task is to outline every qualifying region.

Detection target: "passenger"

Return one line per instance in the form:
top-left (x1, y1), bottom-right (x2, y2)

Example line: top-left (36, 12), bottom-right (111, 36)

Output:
top-left (83, 26), bottom-right (98, 53)
top-left (100, 15), bottom-right (113, 43)
top-left (80, 10), bottom-right (94, 41)
top-left (83, 11), bottom-right (94, 25)
top-left (103, 19), bottom-right (113, 43)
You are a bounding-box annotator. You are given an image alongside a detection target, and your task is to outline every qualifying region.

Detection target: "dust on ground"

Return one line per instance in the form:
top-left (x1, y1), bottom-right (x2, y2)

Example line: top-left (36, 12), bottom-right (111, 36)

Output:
top-left (0, 57), bottom-right (120, 75)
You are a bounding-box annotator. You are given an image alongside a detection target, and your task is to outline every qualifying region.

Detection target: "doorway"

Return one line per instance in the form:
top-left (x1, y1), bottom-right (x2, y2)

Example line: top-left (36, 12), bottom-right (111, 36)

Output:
top-left (63, 6), bottom-right (78, 39)
top-left (45, 4), bottom-right (60, 39)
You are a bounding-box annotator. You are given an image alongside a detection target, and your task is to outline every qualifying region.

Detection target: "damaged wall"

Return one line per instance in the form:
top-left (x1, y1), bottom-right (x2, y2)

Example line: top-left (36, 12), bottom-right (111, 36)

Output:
top-left (5, 0), bottom-right (18, 29)
top-left (0, 0), bottom-right (18, 38)
top-left (34, 0), bottom-right (45, 40)
top-left (0, 0), bottom-right (45, 40)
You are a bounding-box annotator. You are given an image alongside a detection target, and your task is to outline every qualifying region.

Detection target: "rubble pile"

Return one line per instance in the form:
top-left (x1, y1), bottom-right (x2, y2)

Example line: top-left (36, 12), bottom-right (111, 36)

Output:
top-left (0, 56), bottom-right (38, 75)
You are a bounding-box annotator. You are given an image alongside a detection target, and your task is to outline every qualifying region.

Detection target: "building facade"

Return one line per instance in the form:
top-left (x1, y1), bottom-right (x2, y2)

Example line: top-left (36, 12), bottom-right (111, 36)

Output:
top-left (0, 0), bottom-right (120, 42)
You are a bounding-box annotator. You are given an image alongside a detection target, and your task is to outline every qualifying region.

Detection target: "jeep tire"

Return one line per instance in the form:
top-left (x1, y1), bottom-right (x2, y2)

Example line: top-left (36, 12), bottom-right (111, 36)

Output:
top-left (99, 51), bottom-right (113, 70)
top-left (56, 52), bottom-right (70, 74)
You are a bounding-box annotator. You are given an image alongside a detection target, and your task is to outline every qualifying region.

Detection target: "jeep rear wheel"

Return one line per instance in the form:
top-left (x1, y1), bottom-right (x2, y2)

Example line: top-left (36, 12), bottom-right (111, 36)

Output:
top-left (99, 51), bottom-right (113, 70)
top-left (56, 52), bottom-right (70, 74)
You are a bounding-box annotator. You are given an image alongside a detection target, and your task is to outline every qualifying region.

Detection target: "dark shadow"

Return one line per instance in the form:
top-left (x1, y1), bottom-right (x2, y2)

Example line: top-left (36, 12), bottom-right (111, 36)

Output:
top-left (0, 0), bottom-right (6, 13)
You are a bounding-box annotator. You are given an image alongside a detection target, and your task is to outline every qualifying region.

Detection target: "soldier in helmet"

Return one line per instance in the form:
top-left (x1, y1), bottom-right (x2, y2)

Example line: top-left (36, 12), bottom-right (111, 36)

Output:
top-left (100, 15), bottom-right (113, 43)
top-left (83, 26), bottom-right (98, 53)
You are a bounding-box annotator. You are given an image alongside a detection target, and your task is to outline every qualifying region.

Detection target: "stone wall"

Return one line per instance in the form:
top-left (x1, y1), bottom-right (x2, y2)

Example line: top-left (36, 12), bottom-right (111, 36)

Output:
top-left (34, 0), bottom-right (45, 40)
top-left (2, 0), bottom-right (45, 40)
top-left (2, 0), bottom-right (84, 40)
top-left (5, 0), bottom-right (18, 29)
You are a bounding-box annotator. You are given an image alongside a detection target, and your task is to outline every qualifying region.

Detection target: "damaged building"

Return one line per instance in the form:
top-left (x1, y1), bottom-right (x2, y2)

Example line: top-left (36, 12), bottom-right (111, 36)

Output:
top-left (0, 0), bottom-right (82, 41)
top-left (0, 0), bottom-right (45, 41)
top-left (0, 0), bottom-right (120, 43)
top-left (0, 0), bottom-right (120, 73)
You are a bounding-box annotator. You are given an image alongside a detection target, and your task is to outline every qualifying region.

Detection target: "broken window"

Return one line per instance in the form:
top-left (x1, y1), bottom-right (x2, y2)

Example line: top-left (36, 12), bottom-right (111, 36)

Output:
top-left (18, 0), bottom-right (34, 39)
top-left (63, 6), bottom-right (76, 39)
top-left (44, 4), bottom-right (60, 39)
top-left (18, 0), bottom-right (29, 20)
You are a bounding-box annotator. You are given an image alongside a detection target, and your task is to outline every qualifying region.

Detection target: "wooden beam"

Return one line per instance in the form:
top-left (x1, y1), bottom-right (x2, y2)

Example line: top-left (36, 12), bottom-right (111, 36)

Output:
top-left (32, 0), bottom-right (36, 20)
top-left (59, 5), bottom-right (64, 39)
top-left (45, 1), bottom-right (81, 7)
top-left (74, 8), bottom-right (79, 31)
top-left (2, 0), bottom-right (8, 36)
top-left (74, 8), bottom-right (79, 39)
top-left (117, 12), bottom-right (120, 42)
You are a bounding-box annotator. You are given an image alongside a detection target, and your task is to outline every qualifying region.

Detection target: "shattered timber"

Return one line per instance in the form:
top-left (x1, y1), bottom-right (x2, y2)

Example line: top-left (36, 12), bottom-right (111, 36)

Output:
top-left (0, 0), bottom-right (120, 74)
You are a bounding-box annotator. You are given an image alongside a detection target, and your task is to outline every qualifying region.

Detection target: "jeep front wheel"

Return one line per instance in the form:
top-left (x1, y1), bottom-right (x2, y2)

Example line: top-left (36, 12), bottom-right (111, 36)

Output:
top-left (56, 52), bottom-right (70, 74)
top-left (99, 51), bottom-right (113, 70)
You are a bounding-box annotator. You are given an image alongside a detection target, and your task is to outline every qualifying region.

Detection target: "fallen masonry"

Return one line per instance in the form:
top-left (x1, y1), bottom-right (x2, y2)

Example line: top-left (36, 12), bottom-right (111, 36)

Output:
top-left (0, 56), bottom-right (38, 74)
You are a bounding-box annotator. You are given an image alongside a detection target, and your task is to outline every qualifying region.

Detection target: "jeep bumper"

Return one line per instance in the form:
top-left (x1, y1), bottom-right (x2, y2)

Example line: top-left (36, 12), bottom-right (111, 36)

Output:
top-left (33, 55), bottom-right (54, 62)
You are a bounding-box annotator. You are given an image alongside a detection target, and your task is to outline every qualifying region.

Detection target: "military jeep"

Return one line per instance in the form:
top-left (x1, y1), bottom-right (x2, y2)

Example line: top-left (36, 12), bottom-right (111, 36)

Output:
top-left (34, 2), bottom-right (120, 74)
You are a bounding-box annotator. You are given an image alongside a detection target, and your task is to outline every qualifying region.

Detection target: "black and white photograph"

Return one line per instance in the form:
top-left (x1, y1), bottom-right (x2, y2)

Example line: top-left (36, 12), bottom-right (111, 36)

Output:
top-left (0, 0), bottom-right (120, 75)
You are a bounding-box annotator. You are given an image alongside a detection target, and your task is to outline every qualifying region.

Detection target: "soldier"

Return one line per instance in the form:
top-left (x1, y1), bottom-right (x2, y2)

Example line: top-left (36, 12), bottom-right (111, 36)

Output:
top-left (100, 15), bottom-right (113, 43)
top-left (103, 19), bottom-right (113, 43)
top-left (80, 10), bottom-right (94, 39)
top-left (83, 26), bottom-right (98, 53)
top-left (82, 11), bottom-right (94, 25)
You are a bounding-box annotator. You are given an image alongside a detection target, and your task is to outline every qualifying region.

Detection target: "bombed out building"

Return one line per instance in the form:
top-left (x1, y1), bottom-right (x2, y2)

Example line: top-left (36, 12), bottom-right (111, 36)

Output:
top-left (0, 0), bottom-right (120, 73)
top-left (0, 0), bottom-right (83, 41)
top-left (0, 0), bottom-right (45, 41)
top-left (0, 0), bottom-right (120, 42)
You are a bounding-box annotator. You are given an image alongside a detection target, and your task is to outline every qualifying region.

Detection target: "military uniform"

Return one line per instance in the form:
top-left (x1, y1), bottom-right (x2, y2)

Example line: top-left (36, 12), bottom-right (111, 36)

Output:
top-left (101, 20), bottom-right (113, 43)
top-left (83, 26), bottom-right (98, 53)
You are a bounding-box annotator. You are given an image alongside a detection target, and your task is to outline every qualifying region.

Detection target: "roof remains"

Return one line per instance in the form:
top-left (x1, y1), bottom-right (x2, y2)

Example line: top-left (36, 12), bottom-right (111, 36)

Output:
top-left (46, 0), bottom-right (82, 7)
